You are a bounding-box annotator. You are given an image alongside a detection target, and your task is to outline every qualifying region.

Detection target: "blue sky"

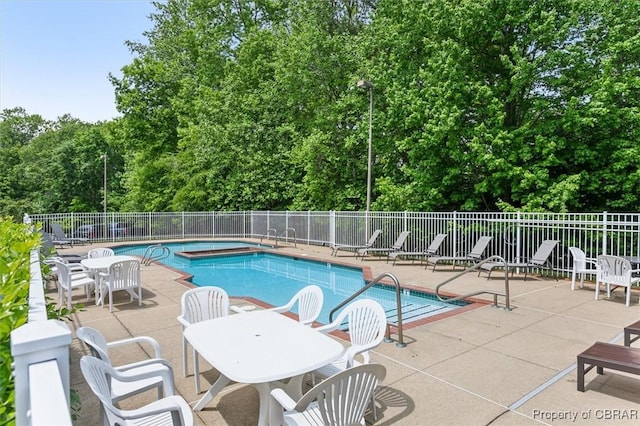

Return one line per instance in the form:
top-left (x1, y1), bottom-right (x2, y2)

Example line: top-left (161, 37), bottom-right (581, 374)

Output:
top-left (1, 0), bottom-right (156, 123)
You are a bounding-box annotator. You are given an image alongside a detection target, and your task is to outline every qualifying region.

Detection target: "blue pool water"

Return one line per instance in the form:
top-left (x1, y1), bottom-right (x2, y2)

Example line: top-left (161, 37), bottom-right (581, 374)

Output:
top-left (114, 241), bottom-right (467, 325)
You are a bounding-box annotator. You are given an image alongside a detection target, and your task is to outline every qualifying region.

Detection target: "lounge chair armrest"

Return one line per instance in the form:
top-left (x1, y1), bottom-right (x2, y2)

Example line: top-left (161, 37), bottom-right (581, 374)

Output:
top-left (176, 315), bottom-right (190, 327)
top-left (270, 388), bottom-right (297, 411)
top-left (112, 359), bottom-right (175, 394)
top-left (107, 335), bottom-right (163, 358)
top-left (117, 357), bottom-right (174, 374)
top-left (230, 305), bottom-right (248, 314)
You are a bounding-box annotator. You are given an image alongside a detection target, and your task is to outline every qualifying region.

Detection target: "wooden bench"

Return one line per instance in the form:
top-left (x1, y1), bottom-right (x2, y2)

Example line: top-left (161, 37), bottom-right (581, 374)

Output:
top-left (624, 320), bottom-right (640, 347)
top-left (577, 341), bottom-right (640, 391)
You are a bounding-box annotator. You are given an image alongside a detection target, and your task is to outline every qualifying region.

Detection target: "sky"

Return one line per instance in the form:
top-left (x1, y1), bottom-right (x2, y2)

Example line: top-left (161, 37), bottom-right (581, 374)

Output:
top-left (0, 0), bottom-right (156, 123)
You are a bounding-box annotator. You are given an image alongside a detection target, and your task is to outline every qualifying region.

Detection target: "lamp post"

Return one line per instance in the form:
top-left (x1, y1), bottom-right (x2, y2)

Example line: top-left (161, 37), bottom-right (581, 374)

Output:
top-left (357, 80), bottom-right (374, 213)
top-left (101, 153), bottom-right (107, 215)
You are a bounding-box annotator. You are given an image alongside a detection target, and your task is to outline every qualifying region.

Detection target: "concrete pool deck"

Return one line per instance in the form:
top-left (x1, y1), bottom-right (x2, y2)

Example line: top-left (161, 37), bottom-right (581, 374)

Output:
top-left (60, 239), bottom-right (640, 425)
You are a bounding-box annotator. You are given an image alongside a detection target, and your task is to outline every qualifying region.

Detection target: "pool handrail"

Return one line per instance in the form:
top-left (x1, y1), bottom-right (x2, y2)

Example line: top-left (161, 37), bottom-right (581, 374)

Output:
top-left (435, 255), bottom-right (512, 310)
top-left (328, 272), bottom-right (406, 348)
top-left (280, 227), bottom-right (297, 247)
top-left (141, 244), bottom-right (171, 265)
top-left (261, 228), bottom-right (279, 247)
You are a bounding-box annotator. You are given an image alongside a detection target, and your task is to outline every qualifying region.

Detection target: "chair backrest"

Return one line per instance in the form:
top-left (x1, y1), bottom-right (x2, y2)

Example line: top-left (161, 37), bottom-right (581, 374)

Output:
top-left (294, 364), bottom-right (386, 425)
top-left (106, 260), bottom-right (141, 292)
top-left (569, 246), bottom-right (587, 270)
top-left (529, 240), bottom-right (559, 266)
top-left (365, 229), bottom-right (382, 247)
top-left (468, 236), bottom-right (493, 259)
top-left (88, 248), bottom-right (115, 258)
top-left (80, 356), bottom-right (125, 425)
top-left (288, 285), bottom-right (324, 325)
top-left (392, 231), bottom-right (411, 250)
top-left (180, 286), bottom-right (230, 325)
top-left (50, 223), bottom-right (67, 239)
top-left (331, 299), bottom-right (387, 366)
top-left (425, 233), bottom-right (448, 255)
top-left (76, 326), bottom-right (111, 363)
top-left (41, 232), bottom-right (57, 256)
top-left (597, 255), bottom-right (633, 285)
top-left (50, 260), bottom-right (74, 290)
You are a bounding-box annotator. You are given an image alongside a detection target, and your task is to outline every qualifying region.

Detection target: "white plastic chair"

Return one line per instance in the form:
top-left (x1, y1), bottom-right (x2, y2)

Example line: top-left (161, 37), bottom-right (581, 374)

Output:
top-left (176, 286), bottom-right (230, 394)
top-left (270, 285), bottom-right (323, 326)
top-left (270, 363), bottom-right (386, 426)
top-left (596, 255), bottom-right (640, 306)
top-left (88, 247), bottom-right (115, 258)
top-left (312, 299), bottom-right (387, 419)
top-left (99, 260), bottom-right (142, 312)
top-left (76, 326), bottom-right (175, 404)
top-left (51, 259), bottom-right (95, 310)
top-left (568, 247), bottom-right (598, 290)
top-left (80, 356), bottom-right (192, 426)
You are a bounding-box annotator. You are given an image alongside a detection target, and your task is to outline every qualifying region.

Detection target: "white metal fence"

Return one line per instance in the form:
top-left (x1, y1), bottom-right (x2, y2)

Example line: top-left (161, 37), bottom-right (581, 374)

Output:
top-left (30, 210), bottom-right (640, 275)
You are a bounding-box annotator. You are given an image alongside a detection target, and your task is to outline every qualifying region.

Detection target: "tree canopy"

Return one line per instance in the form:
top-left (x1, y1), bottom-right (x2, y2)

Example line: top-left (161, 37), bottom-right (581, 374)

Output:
top-left (2, 0), bottom-right (639, 218)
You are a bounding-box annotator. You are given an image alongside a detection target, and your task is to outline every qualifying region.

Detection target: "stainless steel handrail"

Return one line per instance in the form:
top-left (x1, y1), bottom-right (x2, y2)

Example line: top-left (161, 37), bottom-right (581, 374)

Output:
top-left (141, 244), bottom-right (171, 265)
top-left (435, 255), bottom-right (511, 310)
top-left (328, 272), bottom-right (406, 347)
top-left (260, 228), bottom-right (279, 247)
top-left (280, 227), bottom-right (297, 247)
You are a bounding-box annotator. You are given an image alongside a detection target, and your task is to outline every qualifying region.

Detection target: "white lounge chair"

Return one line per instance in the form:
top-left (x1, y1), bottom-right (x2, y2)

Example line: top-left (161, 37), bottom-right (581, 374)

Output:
top-left (76, 326), bottom-right (175, 404)
top-left (569, 246), bottom-right (598, 290)
top-left (270, 363), bottom-right (386, 426)
top-left (425, 235), bottom-right (492, 271)
top-left (98, 259), bottom-right (142, 312)
top-left (388, 233), bottom-right (448, 266)
top-left (80, 356), bottom-right (192, 426)
top-left (358, 230), bottom-right (410, 260)
top-left (270, 284), bottom-right (323, 326)
top-left (479, 239), bottom-right (559, 280)
top-left (332, 229), bottom-right (382, 257)
top-left (176, 286), bottom-right (230, 394)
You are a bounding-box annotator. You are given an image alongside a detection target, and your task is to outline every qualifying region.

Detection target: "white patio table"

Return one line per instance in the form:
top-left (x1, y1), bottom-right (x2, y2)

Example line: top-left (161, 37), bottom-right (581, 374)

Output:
top-left (80, 255), bottom-right (137, 305)
top-left (184, 309), bottom-right (344, 425)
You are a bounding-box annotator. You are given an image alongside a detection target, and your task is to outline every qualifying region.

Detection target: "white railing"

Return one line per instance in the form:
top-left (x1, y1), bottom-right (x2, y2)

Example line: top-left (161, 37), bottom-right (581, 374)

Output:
top-left (30, 210), bottom-right (640, 276)
top-left (10, 217), bottom-right (72, 426)
top-left (16, 209), bottom-right (640, 423)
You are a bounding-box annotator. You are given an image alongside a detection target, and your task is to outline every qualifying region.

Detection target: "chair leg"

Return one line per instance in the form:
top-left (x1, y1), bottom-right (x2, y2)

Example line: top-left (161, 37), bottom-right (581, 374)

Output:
top-left (194, 349), bottom-right (201, 394)
top-left (182, 335), bottom-right (188, 377)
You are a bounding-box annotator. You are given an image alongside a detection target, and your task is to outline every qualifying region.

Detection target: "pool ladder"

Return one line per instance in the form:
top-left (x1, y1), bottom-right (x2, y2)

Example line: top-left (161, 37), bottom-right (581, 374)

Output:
top-left (261, 228), bottom-right (279, 247)
top-left (435, 255), bottom-right (512, 310)
top-left (260, 228), bottom-right (297, 248)
top-left (141, 244), bottom-right (171, 266)
top-left (329, 272), bottom-right (406, 348)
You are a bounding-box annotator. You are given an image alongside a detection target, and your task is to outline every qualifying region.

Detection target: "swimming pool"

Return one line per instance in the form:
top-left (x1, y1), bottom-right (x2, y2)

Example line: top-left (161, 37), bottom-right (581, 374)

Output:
top-left (113, 241), bottom-right (468, 325)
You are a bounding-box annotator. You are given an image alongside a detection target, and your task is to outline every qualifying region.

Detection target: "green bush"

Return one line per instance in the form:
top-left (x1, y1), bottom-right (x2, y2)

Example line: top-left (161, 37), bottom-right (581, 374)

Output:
top-left (0, 218), bottom-right (42, 425)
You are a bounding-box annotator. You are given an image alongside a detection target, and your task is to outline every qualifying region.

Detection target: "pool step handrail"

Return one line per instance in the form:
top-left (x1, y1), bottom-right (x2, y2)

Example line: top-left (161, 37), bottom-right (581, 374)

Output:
top-left (141, 244), bottom-right (171, 266)
top-left (261, 228), bottom-right (279, 247)
top-left (279, 227), bottom-right (297, 247)
top-left (435, 255), bottom-right (512, 310)
top-left (328, 272), bottom-right (406, 348)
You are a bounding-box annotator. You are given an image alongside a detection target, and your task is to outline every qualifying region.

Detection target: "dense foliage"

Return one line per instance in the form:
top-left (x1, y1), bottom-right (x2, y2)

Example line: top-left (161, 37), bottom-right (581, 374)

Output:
top-left (0, 219), bottom-right (41, 424)
top-left (2, 0), bottom-right (639, 217)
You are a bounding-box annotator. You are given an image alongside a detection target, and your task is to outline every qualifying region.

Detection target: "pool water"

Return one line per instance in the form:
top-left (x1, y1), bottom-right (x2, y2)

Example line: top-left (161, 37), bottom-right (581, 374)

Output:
top-left (114, 241), bottom-right (467, 325)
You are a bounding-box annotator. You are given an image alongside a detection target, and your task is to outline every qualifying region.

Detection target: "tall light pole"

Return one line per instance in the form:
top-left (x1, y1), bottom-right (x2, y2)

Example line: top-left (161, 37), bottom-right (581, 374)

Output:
top-left (357, 79), bottom-right (374, 213)
top-left (101, 153), bottom-right (107, 215)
